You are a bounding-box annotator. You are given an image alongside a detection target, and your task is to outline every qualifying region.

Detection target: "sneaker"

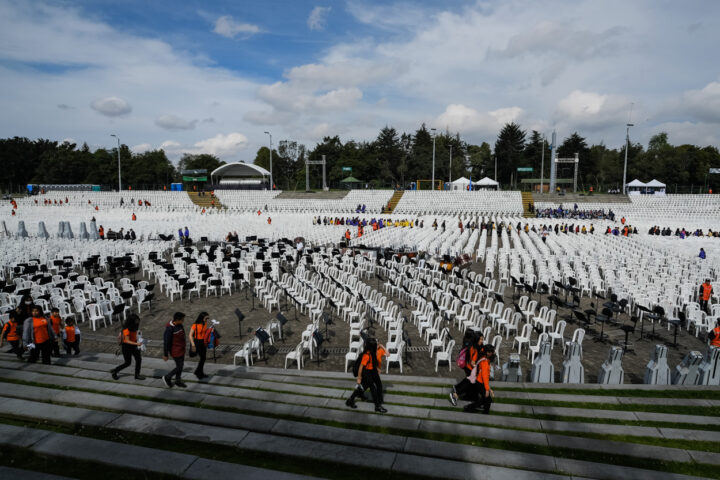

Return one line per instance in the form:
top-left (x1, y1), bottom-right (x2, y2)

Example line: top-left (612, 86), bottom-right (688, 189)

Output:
top-left (134, 374), bottom-right (146, 380)
top-left (194, 372), bottom-right (206, 380)
top-left (111, 370), bottom-right (119, 380)
top-left (345, 398), bottom-right (357, 409)
top-left (162, 376), bottom-right (173, 388)
top-left (374, 406), bottom-right (388, 413)
top-left (449, 392), bottom-right (458, 406)
top-left (175, 380), bottom-right (187, 388)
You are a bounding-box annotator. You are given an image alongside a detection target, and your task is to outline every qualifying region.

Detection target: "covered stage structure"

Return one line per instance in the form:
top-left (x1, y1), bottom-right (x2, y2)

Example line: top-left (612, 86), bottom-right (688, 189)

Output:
top-left (210, 162), bottom-right (272, 189)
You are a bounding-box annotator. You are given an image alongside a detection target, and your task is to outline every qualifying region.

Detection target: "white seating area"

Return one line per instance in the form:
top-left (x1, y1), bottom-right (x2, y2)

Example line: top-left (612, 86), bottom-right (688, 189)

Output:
top-left (393, 191), bottom-right (523, 215)
top-left (15, 191), bottom-right (197, 211)
top-left (212, 190), bottom-right (281, 211)
top-left (628, 194), bottom-right (720, 220)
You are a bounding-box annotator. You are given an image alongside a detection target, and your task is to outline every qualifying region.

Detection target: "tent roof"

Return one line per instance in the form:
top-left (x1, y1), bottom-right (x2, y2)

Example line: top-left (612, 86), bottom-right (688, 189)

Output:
top-left (626, 179), bottom-right (646, 187)
top-left (451, 176), bottom-right (471, 184)
top-left (646, 179), bottom-right (666, 187)
top-left (210, 162), bottom-right (270, 178)
top-left (475, 176), bottom-right (499, 185)
top-left (340, 176), bottom-right (362, 183)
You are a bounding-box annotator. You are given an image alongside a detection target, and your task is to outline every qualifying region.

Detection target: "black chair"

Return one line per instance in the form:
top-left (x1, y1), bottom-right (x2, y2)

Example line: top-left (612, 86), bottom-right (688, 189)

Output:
top-left (646, 306), bottom-right (665, 340)
top-left (666, 311), bottom-right (683, 348)
top-left (620, 316), bottom-right (637, 353)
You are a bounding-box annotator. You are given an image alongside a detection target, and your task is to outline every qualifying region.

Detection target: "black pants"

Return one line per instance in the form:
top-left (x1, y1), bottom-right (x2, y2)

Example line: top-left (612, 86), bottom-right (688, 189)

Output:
top-left (700, 299), bottom-right (709, 313)
top-left (64, 337), bottom-right (80, 355)
top-left (167, 356), bottom-right (184, 381)
top-left (194, 343), bottom-right (206, 376)
top-left (114, 344), bottom-right (141, 376)
top-left (28, 341), bottom-right (51, 364)
top-left (454, 367), bottom-right (473, 399)
top-left (468, 382), bottom-right (493, 413)
top-left (349, 369), bottom-right (384, 407)
top-left (6, 340), bottom-right (23, 358)
top-left (50, 335), bottom-right (61, 356)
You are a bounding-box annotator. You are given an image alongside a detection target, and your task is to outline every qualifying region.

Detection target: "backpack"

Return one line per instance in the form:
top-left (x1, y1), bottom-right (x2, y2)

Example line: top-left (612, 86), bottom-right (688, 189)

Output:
top-left (204, 326), bottom-right (220, 349)
top-left (456, 347), bottom-right (468, 368)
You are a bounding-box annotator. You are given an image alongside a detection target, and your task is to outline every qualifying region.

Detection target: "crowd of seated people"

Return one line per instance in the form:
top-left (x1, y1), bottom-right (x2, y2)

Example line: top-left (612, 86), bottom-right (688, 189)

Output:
top-left (648, 226), bottom-right (720, 238)
top-left (605, 225), bottom-right (637, 236)
top-left (355, 204), bottom-right (366, 213)
top-left (536, 204), bottom-right (615, 221)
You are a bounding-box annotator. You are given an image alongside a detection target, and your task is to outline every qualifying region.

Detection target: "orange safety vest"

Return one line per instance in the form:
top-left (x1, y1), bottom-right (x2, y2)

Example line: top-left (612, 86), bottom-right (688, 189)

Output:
top-left (33, 317), bottom-right (50, 344)
top-left (64, 326), bottom-right (76, 343)
top-left (701, 283), bottom-right (713, 301)
top-left (345, 231), bottom-right (351, 239)
top-left (476, 357), bottom-right (491, 387)
top-left (191, 323), bottom-right (206, 343)
top-left (132, 214), bottom-right (136, 221)
top-left (711, 327), bottom-right (720, 347)
top-left (2, 321), bottom-right (19, 341)
top-left (50, 314), bottom-right (62, 334)
top-left (122, 328), bottom-right (137, 344)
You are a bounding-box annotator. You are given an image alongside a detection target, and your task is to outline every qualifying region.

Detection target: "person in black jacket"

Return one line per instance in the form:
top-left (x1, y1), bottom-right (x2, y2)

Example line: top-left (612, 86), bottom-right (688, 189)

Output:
top-left (162, 312), bottom-right (187, 388)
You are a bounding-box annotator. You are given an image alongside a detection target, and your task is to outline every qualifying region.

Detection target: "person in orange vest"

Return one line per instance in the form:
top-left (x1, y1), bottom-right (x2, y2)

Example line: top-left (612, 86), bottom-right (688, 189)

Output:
top-left (201, 208), bottom-right (206, 214)
top-left (700, 279), bottom-right (713, 313)
top-left (98, 225), bottom-right (105, 239)
top-left (111, 314), bottom-right (145, 380)
top-left (0, 311), bottom-right (24, 359)
top-left (464, 345), bottom-right (496, 414)
top-left (62, 318), bottom-right (80, 356)
top-left (11, 209), bottom-right (15, 216)
top-left (358, 224), bottom-right (363, 237)
top-left (257, 209), bottom-right (262, 216)
top-left (189, 312), bottom-right (209, 379)
top-left (95, 205), bottom-right (99, 211)
top-left (345, 338), bottom-right (388, 412)
top-left (163, 185), bottom-right (167, 191)
top-left (267, 217), bottom-right (272, 225)
top-left (344, 229), bottom-right (351, 242)
top-left (22, 305), bottom-right (55, 364)
top-left (131, 213), bottom-right (137, 221)
top-left (621, 216), bottom-right (626, 225)
top-left (708, 319), bottom-right (720, 347)
top-left (49, 308), bottom-right (63, 357)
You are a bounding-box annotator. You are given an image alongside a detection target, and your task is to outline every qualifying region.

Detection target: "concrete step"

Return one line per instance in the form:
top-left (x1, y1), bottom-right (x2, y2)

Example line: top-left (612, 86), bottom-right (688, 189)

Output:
top-left (275, 191), bottom-right (349, 200)
top-left (1, 358), bottom-right (718, 473)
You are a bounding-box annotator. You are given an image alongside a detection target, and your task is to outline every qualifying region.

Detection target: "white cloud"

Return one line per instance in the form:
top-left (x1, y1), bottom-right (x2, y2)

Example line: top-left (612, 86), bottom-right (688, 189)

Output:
top-left (307, 6), bottom-right (331, 31)
top-left (675, 81), bottom-right (720, 124)
top-left (131, 143), bottom-right (152, 153)
top-left (155, 114), bottom-right (198, 131)
top-left (213, 15), bottom-right (259, 38)
top-left (554, 90), bottom-right (632, 130)
top-left (435, 104), bottom-right (524, 137)
top-left (157, 133), bottom-right (249, 161)
top-left (90, 96), bottom-right (132, 117)
top-left (257, 83), bottom-right (362, 113)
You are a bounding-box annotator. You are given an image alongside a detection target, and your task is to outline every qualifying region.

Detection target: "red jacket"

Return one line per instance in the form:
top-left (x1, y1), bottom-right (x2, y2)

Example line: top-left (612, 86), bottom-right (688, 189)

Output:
top-left (163, 321), bottom-right (186, 358)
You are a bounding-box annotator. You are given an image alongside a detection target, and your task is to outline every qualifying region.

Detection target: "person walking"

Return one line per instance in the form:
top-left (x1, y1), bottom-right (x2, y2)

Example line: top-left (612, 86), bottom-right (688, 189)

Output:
top-left (345, 338), bottom-right (388, 413)
top-left (449, 331), bottom-right (482, 406)
top-left (162, 312), bottom-right (187, 388)
top-left (111, 315), bottom-right (145, 380)
top-left (62, 318), bottom-right (80, 356)
top-left (464, 345), bottom-right (496, 414)
top-left (0, 311), bottom-right (24, 359)
top-left (189, 312), bottom-right (209, 379)
top-left (22, 305), bottom-right (55, 364)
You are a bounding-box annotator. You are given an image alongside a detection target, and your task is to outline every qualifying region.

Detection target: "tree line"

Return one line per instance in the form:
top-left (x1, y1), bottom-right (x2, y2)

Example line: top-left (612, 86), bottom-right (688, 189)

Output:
top-left (2, 124), bottom-right (719, 193)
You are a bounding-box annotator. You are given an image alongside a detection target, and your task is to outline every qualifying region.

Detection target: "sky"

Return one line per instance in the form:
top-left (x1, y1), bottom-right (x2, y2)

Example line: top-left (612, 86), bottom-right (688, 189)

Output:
top-left (1, 0), bottom-right (719, 163)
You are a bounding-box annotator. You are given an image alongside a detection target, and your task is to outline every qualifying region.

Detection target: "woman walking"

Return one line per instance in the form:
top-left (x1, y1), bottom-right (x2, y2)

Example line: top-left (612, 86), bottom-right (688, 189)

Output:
top-left (464, 345), bottom-right (496, 414)
top-left (110, 314), bottom-right (145, 380)
top-left (189, 312), bottom-right (209, 379)
top-left (345, 338), bottom-right (388, 413)
top-left (449, 331), bottom-right (483, 406)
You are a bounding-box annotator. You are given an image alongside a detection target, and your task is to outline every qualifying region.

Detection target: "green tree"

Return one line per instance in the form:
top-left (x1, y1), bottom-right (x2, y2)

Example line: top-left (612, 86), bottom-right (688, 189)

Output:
top-left (177, 154), bottom-right (224, 174)
top-left (467, 142), bottom-right (492, 180)
top-left (494, 122), bottom-right (526, 185)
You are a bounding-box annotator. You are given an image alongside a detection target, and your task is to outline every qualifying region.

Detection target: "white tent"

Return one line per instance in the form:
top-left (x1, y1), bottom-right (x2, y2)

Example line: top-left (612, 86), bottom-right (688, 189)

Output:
top-left (645, 179), bottom-right (666, 195)
top-left (451, 176), bottom-right (471, 190)
top-left (474, 177), bottom-right (500, 190)
top-left (625, 179), bottom-right (646, 195)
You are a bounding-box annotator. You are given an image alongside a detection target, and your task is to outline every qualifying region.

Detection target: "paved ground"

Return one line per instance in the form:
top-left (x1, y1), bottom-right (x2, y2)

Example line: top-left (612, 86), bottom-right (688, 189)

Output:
top-left (68, 250), bottom-right (710, 384)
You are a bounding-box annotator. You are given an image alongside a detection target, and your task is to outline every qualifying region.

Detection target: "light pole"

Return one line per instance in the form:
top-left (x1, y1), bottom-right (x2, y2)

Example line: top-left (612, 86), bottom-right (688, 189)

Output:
top-left (540, 137), bottom-right (545, 194)
top-left (622, 123), bottom-right (633, 194)
top-left (264, 131), bottom-right (273, 190)
top-left (431, 128), bottom-right (436, 190)
top-left (110, 134), bottom-right (121, 191)
top-left (449, 144), bottom-right (453, 185)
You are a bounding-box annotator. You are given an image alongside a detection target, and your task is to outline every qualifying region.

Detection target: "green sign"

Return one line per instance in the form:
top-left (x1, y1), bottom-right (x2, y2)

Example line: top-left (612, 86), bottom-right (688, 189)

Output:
top-left (517, 167), bottom-right (533, 172)
top-left (342, 167), bottom-right (352, 172)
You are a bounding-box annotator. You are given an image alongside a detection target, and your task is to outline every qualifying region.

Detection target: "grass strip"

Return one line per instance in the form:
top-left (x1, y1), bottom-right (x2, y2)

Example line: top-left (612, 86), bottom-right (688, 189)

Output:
top-left (493, 386), bottom-right (720, 400)
top-left (0, 379), bottom-right (718, 478)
